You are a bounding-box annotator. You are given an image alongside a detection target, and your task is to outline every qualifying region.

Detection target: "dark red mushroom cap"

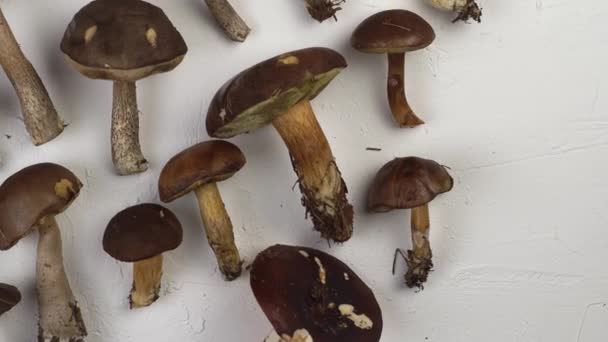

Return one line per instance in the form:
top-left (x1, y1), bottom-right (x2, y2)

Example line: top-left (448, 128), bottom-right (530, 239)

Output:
top-left (0, 283), bottom-right (21, 316)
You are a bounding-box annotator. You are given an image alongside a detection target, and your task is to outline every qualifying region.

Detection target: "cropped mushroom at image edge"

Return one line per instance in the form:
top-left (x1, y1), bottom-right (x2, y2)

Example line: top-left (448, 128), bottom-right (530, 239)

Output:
top-left (425, 0), bottom-right (482, 23)
top-left (0, 284), bottom-right (21, 316)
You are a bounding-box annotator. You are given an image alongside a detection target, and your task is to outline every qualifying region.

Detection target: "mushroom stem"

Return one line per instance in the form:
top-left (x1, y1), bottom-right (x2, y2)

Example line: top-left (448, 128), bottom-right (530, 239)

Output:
top-left (194, 182), bottom-right (242, 280)
top-left (272, 100), bottom-right (353, 242)
top-left (0, 8), bottom-right (63, 145)
top-left (405, 203), bottom-right (433, 288)
top-left (204, 0), bottom-right (251, 42)
top-left (387, 53), bottom-right (424, 128)
top-left (36, 216), bottom-right (87, 341)
top-left (111, 81), bottom-right (148, 175)
top-left (130, 254), bottom-right (163, 309)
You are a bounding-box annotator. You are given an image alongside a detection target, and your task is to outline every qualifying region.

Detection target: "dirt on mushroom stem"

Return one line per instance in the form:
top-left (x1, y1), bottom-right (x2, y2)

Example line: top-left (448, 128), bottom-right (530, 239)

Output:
top-left (427, 0), bottom-right (482, 23)
top-left (403, 203), bottom-right (433, 289)
top-left (387, 53), bottom-right (424, 127)
top-left (130, 254), bottom-right (163, 309)
top-left (305, 0), bottom-right (346, 22)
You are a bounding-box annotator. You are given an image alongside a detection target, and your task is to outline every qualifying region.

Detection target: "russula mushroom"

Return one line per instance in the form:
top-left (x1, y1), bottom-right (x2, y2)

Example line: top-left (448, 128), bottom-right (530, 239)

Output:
top-left (0, 7), bottom-right (63, 145)
top-left (103, 203), bottom-right (183, 309)
top-left (206, 47), bottom-right (354, 243)
top-left (60, 0), bottom-right (188, 175)
top-left (0, 163), bottom-right (87, 341)
top-left (204, 0), bottom-right (251, 42)
top-left (251, 245), bottom-right (383, 342)
top-left (367, 157), bottom-right (453, 288)
top-left (426, 0), bottom-right (482, 23)
top-left (351, 10), bottom-right (435, 128)
top-left (304, 0), bottom-right (345, 23)
top-left (159, 140), bottom-right (245, 280)
top-left (0, 283), bottom-right (21, 316)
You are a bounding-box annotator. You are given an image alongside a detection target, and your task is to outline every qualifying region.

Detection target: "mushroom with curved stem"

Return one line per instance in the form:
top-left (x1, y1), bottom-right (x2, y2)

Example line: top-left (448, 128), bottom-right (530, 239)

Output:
top-left (426, 0), bottom-right (482, 23)
top-left (204, 0), bottom-right (251, 42)
top-left (0, 163), bottom-right (87, 341)
top-left (0, 284), bottom-right (21, 316)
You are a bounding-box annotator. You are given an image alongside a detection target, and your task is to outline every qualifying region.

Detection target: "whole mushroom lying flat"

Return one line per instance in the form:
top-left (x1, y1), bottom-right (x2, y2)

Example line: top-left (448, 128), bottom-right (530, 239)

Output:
top-left (426, 0), bottom-right (482, 23)
top-left (204, 0), bottom-right (251, 42)
top-left (0, 283), bottom-right (21, 316)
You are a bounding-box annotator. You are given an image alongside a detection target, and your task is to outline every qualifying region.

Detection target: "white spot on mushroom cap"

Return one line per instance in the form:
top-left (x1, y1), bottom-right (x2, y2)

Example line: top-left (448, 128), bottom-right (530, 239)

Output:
top-left (314, 257), bottom-right (327, 285)
top-left (146, 27), bottom-right (157, 48)
top-left (160, 210), bottom-right (165, 218)
top-left (219, 108), bottom-right (227, 121)
top-left (344, 272), bottom-right (350, 280)
top-left (338, 304), bottom-right (374, 330)
top-left (84, 25), bottom-right (97, 44)
top-left (299, 250), bottom-right (309, 258)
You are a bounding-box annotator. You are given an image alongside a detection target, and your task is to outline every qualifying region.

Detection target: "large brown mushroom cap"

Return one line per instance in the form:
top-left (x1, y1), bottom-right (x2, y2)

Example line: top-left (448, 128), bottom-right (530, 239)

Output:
top-left (0, 283), bottom-right (21, 316)
top-left (60, 0), bottom-right (187, 81)
top-left (251, 245), bottom-right (383, 342)
top-left (0, 163), bottom-right (82, 250)
top-left (368, 157), bottom-right (453, 212)
top-left (103, 203), bottom-right (182, 262)
top-left (206, 47), bottom-right (347, 138)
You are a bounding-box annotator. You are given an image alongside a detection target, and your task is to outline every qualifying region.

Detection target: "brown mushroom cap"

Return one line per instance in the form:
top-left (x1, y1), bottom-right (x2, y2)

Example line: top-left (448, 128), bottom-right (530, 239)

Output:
top-left (206, 47), bottom-right (347, 138)
top-left (158, 140), bottom-right (246, 202)
top-left (60, 0), bottom-right (187, 81)
top-left (0, 163), bottom-right (82, 250)
top-left (351, 10), bottom-right (435, 54)
top-left (368, 157), bottom-right (453, 212)
top-left (0, 283), bottom-right (21, 316)
top-left (103, 203), bottom-right (182, 262)
top-left (251, 245), bottom-right (383, 342)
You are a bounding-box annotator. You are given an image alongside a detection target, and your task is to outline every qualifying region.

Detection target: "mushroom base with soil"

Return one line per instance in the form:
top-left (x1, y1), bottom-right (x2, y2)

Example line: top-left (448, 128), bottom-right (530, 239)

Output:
top-left (112, 81), bottom-right (148, 175)
top-left (399, 204), bottom-right (433, 289)
top-left (387, 53), bottom-right (424, 127)
top-left (130, 254), bottom-right (163, 309)
top-left (427, 0), bottom-right (482, 23)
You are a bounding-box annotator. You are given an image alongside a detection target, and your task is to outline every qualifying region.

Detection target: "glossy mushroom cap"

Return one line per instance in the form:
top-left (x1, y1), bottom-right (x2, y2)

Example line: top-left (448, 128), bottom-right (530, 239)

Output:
top-left (0, 284), bottom-right (21, 316)
top-left (351, 10), bottom-right (435, 54)
top-left (368, 157), bottom-right (453, 212)
top-left (158, 140), bottom-right (246, 202)
top-left (0, 163), bottom-right (82, 250)
top-left (103, 203), bottom-right (182, 262)
top-left (60, 0), bottom-right (187, 81)
top-left (206, 47), bottom-right (347, 138)
top-left (251, 245), bottom-right (383, 342)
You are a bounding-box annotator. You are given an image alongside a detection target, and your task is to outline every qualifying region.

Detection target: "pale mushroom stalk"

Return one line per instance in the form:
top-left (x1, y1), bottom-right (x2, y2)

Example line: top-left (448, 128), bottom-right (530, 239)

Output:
top-left (131, 254), bottom-right (162, 309)
top-left (426, 0), bottom-right (482, 23)
top-left (204, 0), bottom-right (250, 42)
top-left (387, 53), bottom-right (424, 127)
top-left (403, 203), bottom-right (432, 288)
top-left (111, 81), bottom-right (147, 175)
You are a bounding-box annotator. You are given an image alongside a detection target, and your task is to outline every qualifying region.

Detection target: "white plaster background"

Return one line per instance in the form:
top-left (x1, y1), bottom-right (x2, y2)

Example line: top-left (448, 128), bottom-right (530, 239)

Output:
top-left (1, 0), bottom-right (607, 341)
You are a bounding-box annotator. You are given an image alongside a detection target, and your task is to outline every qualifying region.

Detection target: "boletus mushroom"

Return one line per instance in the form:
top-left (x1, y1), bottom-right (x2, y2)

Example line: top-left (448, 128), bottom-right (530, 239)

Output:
top-left (0, 163), bottom-right (87, 341)
top-left (103, 203), bottom-right (183, 309)
top-left (0, 283), bottom-right (21, 316)
top-left (159, 140), bottom-right (245, 280)
top-left (367, 157), bottom-right (453, 289)
top-left (60, 0), bottom-right (188, 175)
top-left (204, 0), bottom-right (251, 42)
top-left (426, 0), bottom-right (482, 23)
top-left (351, 10), bottom-right (435, 128)
top-left (251, 245), bottom-right (383, 342)
top-left (206, 47), bottom-right (354, 243)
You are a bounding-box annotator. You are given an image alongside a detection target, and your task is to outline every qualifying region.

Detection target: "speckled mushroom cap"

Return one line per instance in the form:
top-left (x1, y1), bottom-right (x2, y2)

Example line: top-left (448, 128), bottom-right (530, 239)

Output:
top-left (0, 283), bottom-right (21, 316)
top-left (0, 163), bottom-right (82, 250)
top-left (251, 245), bottom-right (383, 342)
top-left (368, 157), bottom-right (453, 212)
top-left (206, 47), bottom-right (347, 138)
top-left (103, 203), bottom-right (182, 262)
top-left (158, 140), bottom-right (246, 202)
top-left (60, 0), bottom-right (187, 82)
top-left (351, 10), bottom-right (435, 54)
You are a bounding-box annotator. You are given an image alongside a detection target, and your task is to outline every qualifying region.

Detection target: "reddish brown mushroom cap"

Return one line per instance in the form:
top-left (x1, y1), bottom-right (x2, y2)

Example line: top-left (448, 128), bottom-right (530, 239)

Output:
top-left (0, 283), bottom-right (21, 316)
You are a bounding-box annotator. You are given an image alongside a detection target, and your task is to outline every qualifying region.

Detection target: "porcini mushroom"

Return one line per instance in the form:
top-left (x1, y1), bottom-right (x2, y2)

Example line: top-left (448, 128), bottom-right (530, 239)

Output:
top-left (426, 0), bottom-right (482, 23)
top-left (103, 203), bottom-right (183, 309)
top-left (251, 245), bottom-right (383, 342)
top-left (351, 10), bottom-right (435, 127)
top-left (0, 163), bottom-right (87, 341)
top-left (0, 283), bottom-right (21, 316)
top-left (60, 0), bottom-right (188, 175)
top-left (304, 0), bottom-right (346, 23)
top-left (0, 7), bottom-right (63, 145)
top-left (367, 157), bottom-right (453, 288)
top-left (159, 140), bottom-right (245, 280)
top-left (206, 47), bottom-right (354, 243)
top-left (204, 0), bottom-right (251, 42)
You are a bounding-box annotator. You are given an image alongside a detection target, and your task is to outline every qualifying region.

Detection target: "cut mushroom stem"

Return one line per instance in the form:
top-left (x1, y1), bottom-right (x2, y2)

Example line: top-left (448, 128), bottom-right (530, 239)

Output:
top-left (0, 8), bottom-right (63, 145)
top-left (130, 254), bottom-right (163, 309)
top-left (387, 53), bottom-right (424, 127)
top-left (272, 100), bottom-right (353, 242)
top-left (404, 203), bottom-right (432, 288)
top-left (204, 0), bottom-right (251, 42)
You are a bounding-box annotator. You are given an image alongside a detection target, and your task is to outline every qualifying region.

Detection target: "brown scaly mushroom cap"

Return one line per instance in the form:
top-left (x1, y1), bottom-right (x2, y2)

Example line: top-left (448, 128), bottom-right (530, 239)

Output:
top-left (351, 10), bottom-right (435, 54)
top-left (206, 47), bottom-right (347, 138)
top-left (103, 203), bottom-right (182, 262)
top-left (368, 157), bottom-right (453, 212)
top-left (0, 283), bottom-right (21, 316)
top-left (251, 245), bottom-right (383, 342)
top-left (158, 140), bottom-right (246, 202)
top-left (60, 0), bottom-right (187, 82)
top-left (0, 163), bottom-right (82, 250)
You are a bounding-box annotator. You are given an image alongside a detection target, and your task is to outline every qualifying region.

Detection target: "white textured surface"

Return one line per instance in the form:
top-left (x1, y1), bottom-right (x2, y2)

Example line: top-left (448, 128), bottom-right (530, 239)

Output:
top-left (1, 0), bottom-right (608, 341)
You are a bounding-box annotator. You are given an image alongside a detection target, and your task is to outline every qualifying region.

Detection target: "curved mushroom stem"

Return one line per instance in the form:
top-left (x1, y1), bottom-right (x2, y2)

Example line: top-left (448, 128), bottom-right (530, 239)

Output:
top-left (404, 203), bottom-right (433, 288)
top-left (36, 216), bottom-right (87, 341)
top-left (111, 81), bottom-right (148, 175)
top-left (130, 254), bottom-right (163, 309)
top-left (0, 8), bottom-right (64, 145)
top-left (387, 53), bottom-right (424, 128)
top-left (204, 0), bottom-right (251, 42)
top-left (272, 100), bottom-right (353, 243)
top-left (195, 182), bottom-right (242, 280)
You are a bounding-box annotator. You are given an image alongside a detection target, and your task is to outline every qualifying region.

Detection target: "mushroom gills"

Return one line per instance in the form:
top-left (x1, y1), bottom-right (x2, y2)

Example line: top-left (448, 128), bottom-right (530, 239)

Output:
top-left (130, 254), bottom-right (163, 308)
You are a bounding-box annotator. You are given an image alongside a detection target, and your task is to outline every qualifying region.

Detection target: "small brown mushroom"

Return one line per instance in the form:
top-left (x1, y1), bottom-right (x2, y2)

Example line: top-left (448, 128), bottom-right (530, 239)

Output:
top-left (0, 283), bottom-right (21, 316)
top-left (103, 203), bottom-right (183, 309)
top-left (206, 47), bottom-right (353, 243)
top-left (251, 245), bottom-right (383, 342)
top-left (60, 0), bottom-right (188, 175)
top-left (367, 157), bottom-right (453, 289)
top-left (159, 140), bottom-right (245, 280)
top-left (204, 0), bottom-right (251, 42)
top-left (0, 163), bottom-right (86, 341)
top-left (351, 10), bottom-right (435, 128)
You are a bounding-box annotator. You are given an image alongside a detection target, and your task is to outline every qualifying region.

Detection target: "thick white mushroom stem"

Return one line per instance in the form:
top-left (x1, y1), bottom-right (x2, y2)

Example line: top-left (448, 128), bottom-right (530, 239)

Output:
top-left (404, 203), bottom-right (433, 288)
top-left (387, 53), bottom-right (424, 128)
top-left (427, 0), bottom-right (482, 23)
top-left (111, 81), bottom-right (148, 175)
top-left (272, 100), bottom-right (353, 243)
top-left (130, 254), bottom-right (163, 309)
top-left (0, 8), bottom-right (63, 146)
top-left (195, 182), bottom-right (242, 280)
top-left (36, 216), bottom-right (87, 341)
top-left (204, 0), bottom-right (251, 42)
